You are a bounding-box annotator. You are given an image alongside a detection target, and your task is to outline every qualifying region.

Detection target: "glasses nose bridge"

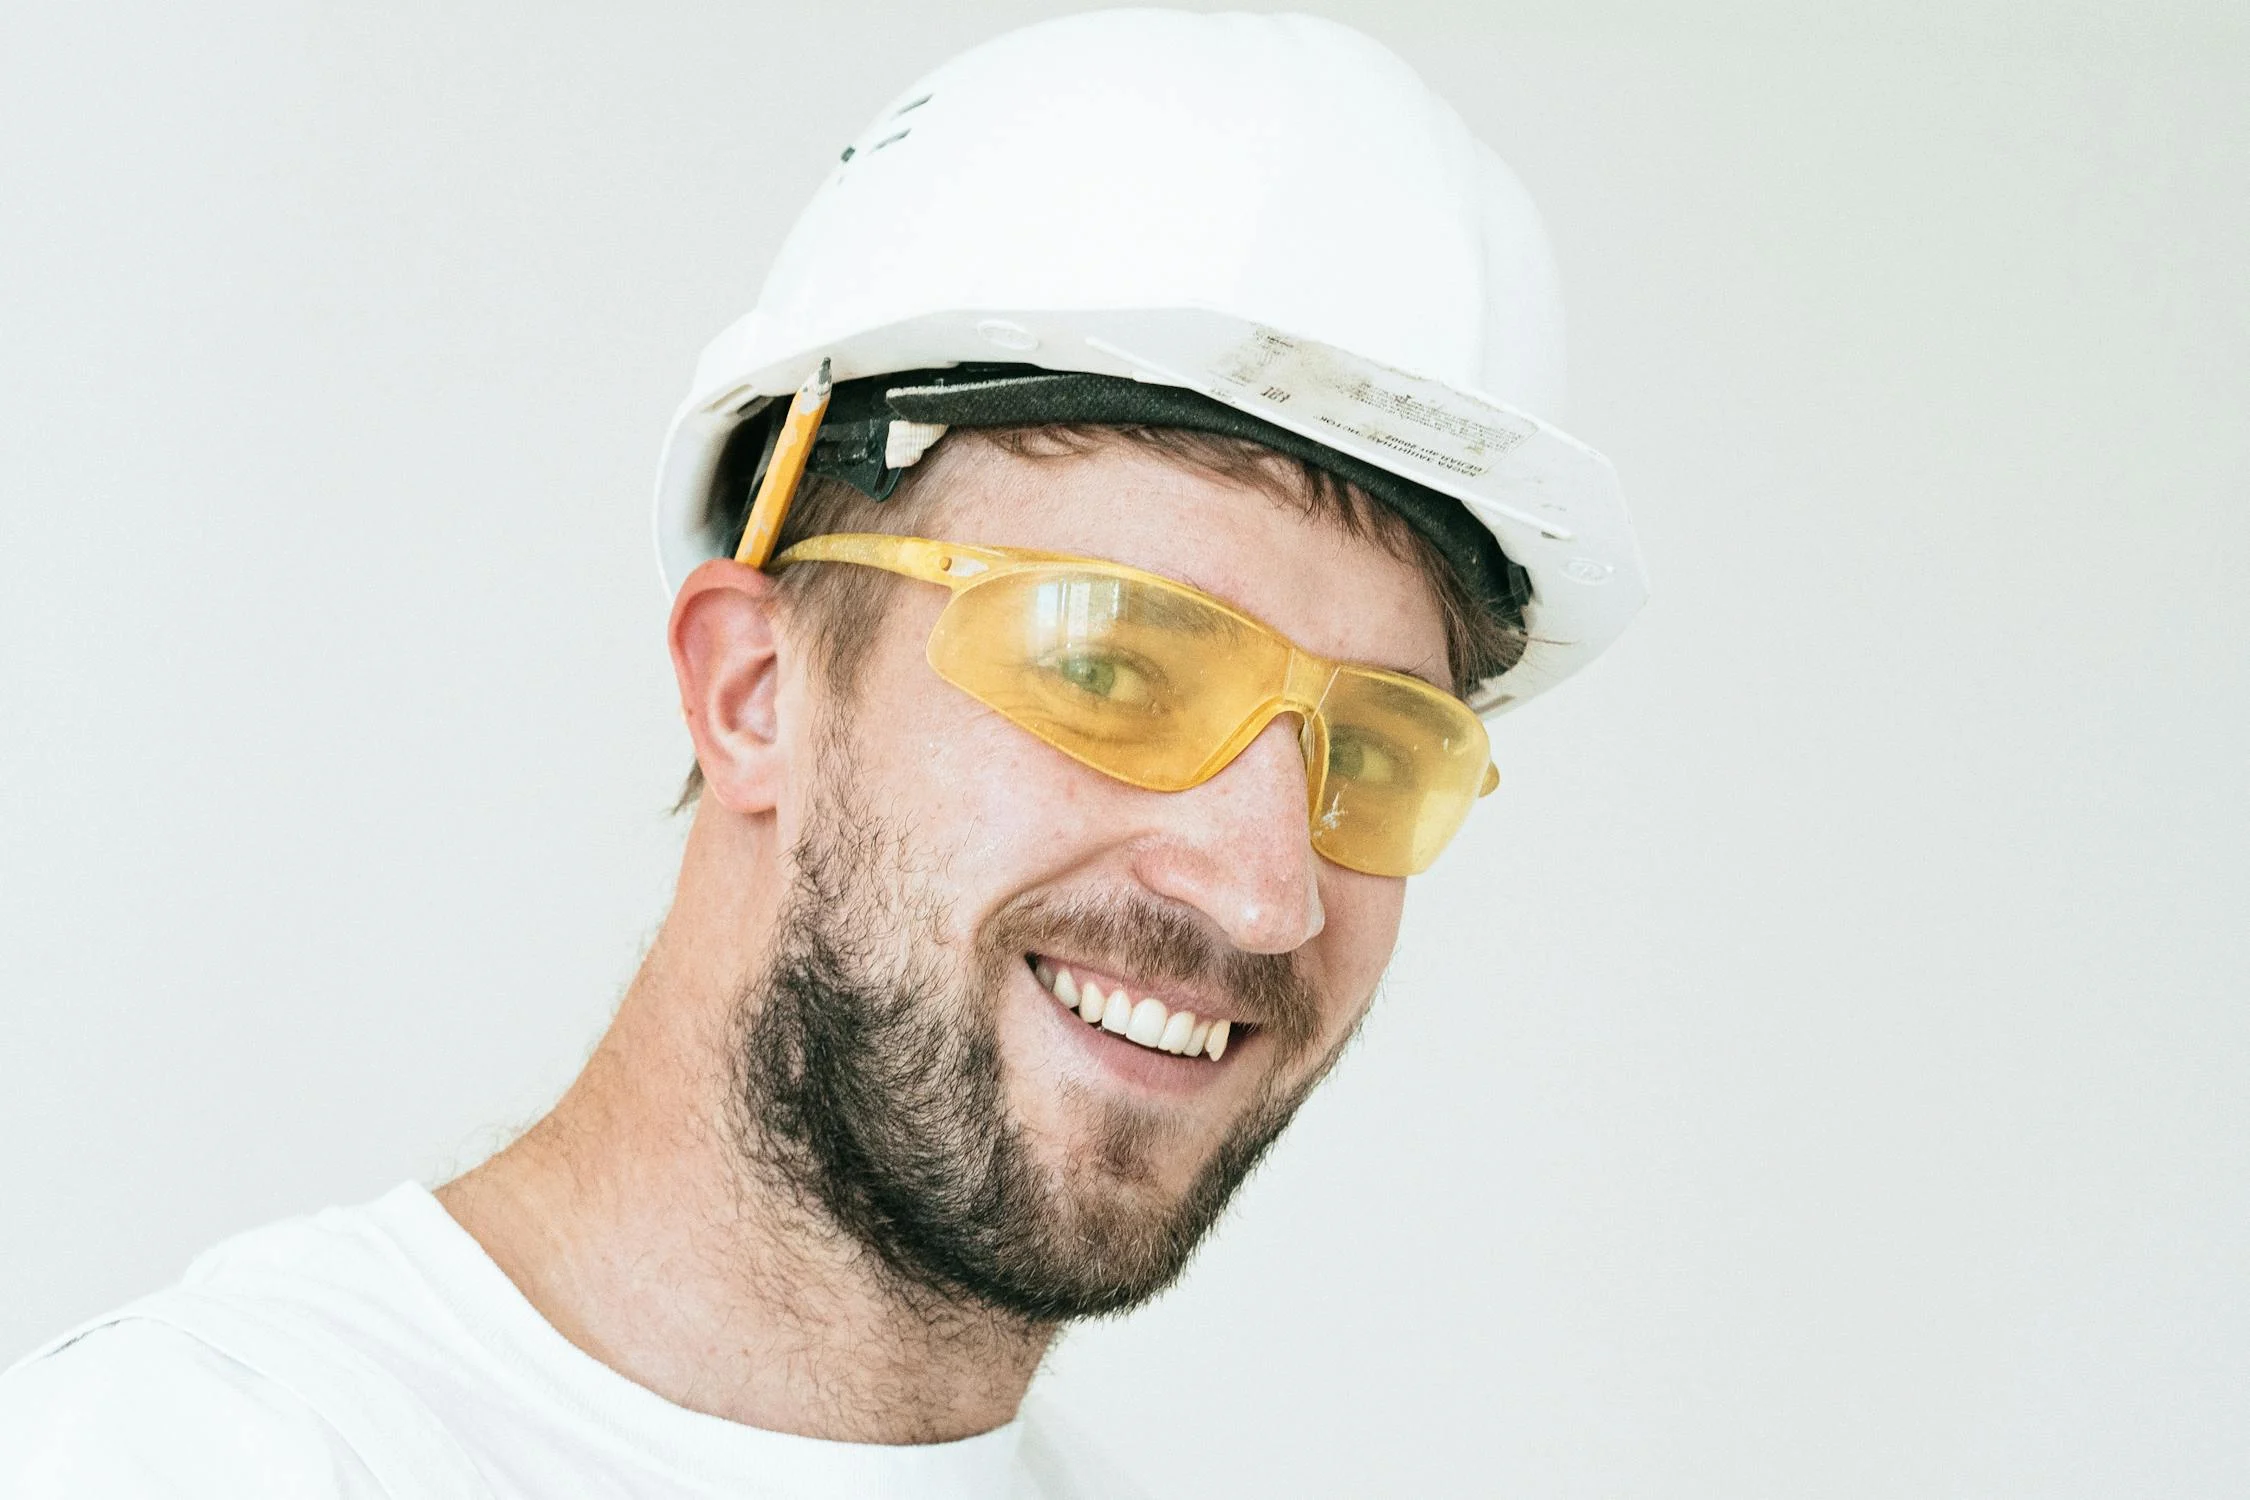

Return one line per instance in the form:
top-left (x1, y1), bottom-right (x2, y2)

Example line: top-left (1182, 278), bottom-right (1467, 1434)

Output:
top-left (1277, 652), bottom-right (1340, 812)
top-left (1281, 650), bottom-right (1339, 724)
top-left (1238, 649), bottom-right (1333, 730)
top-left (1191, 649), bottom-right (1332, 784)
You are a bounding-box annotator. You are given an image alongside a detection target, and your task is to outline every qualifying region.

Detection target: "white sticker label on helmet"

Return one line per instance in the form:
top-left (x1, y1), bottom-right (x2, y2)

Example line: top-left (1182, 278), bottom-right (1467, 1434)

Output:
top-left (1207, 329), bottom-right (1536, 481)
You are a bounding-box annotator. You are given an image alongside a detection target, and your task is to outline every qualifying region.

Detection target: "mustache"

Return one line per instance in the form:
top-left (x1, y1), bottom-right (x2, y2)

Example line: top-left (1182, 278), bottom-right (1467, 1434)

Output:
top-left (980, 889), bottom-right (1324, 1057)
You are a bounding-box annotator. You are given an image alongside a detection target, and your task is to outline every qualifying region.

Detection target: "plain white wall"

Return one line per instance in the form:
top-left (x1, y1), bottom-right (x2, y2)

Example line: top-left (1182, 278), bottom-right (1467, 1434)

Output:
top-left (4, 2), bottom-right (2245, 1495)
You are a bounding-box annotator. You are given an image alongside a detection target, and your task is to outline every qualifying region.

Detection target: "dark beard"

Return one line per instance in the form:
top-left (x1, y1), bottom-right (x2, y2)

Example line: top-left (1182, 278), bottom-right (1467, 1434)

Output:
top-left (729, 775), bottom-right (1344, 1324)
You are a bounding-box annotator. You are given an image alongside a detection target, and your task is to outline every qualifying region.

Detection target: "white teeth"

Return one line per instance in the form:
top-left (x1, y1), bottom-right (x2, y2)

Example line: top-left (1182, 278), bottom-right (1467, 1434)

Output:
top-left (1099, 987), bottom-right (1132, 1034)
top-left (1035, 963), bottom-right (1236, 1061)
top-left (1158, 1009), bottom-right (1196, 1054)
top-left (1127, 998), bottom-right (1167, 1046)
top-left (1067, 971), bottom-right (1101, 1025)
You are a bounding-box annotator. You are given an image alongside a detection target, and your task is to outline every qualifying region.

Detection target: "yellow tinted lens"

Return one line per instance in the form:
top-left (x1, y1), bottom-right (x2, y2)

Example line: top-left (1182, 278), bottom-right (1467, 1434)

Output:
top-left (926, 568), bottom-right (1291, 791)
top-left (1309, 669), bottom-right (1492, 876)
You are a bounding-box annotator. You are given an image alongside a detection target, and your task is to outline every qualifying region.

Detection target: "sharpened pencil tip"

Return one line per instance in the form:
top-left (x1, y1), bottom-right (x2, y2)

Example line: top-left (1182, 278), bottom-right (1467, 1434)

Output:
top-left (808, 357), bottom-right (832, 398)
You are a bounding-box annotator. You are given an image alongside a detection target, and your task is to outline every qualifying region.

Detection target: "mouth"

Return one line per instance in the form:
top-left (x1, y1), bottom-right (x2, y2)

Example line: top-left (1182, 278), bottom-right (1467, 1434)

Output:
top-left (1025, 953), bottom-right (1250, 1062)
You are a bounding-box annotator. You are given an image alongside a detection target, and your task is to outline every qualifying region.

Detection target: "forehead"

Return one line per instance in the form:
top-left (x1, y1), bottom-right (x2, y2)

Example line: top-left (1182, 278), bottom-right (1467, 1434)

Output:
top-left (914, 436), bottom-right (1452, 688)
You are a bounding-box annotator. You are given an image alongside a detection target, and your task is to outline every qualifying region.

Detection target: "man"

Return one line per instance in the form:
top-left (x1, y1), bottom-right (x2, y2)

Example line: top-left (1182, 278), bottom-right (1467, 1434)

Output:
top-left (1, 10), bottom-right (1642, 1497)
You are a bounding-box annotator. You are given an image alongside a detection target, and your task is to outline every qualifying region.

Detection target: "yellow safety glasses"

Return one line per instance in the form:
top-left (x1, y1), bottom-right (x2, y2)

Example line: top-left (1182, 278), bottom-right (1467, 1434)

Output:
top-left (770, 534), bottom-right (1500, 877)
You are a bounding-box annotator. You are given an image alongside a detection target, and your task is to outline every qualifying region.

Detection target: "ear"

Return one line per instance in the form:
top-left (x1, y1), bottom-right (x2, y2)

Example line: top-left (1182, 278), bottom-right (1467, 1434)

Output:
top-left (669, 558), bottom-right (790, 815)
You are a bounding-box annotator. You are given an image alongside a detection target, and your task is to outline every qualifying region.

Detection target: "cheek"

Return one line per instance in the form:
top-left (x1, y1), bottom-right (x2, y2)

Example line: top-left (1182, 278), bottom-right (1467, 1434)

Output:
top-left (925, 721), bottom-right (1119, 880)
top-left (1310, 869), bottom-right (1408, 1030)
top-left (843, 622), bottom-right (1117, 887)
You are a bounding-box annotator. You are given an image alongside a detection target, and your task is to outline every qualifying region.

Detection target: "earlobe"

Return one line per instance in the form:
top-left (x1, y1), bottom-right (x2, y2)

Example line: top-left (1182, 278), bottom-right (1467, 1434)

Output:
top-left (669, 559), bottom-right (788, 815)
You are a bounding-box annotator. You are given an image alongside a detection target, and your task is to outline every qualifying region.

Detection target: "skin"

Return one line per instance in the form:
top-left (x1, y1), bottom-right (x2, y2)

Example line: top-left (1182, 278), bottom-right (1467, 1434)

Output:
top-left (438, 436), bottom-right (1453, 1444)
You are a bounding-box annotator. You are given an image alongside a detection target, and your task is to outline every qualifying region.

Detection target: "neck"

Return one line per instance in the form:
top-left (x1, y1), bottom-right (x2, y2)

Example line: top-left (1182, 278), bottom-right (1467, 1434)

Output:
top-left (437, 813), bottom-right (1053, 1445)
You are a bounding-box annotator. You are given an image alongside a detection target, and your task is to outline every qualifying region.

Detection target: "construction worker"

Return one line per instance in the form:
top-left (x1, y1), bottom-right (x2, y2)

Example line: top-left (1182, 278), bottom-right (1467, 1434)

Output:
top-left (0, 11), bottom-right (1643, 1496)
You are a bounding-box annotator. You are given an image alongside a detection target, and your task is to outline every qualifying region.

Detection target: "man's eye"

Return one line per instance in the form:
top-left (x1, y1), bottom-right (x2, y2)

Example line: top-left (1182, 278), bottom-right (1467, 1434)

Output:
top-left (1041, 649), bottom-right (1158, 708)
top-left (1329, 727), bottom-right (1406, 785)
top-left (1057, 653), bottom-right (1117, 695)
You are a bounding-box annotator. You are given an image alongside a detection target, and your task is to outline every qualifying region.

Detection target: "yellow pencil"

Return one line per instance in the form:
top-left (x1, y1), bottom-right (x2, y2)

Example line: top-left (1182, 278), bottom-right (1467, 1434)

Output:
top-left (734, 357), bottom-right (834, 569)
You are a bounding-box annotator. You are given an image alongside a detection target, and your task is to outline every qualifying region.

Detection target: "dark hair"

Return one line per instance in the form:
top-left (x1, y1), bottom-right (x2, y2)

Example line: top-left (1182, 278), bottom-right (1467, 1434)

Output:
top-left (675, 423), bottom-right (1521, 810)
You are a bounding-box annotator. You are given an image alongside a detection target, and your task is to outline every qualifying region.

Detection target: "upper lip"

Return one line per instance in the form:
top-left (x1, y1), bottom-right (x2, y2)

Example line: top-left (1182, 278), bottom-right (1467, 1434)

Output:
top-left (1028, 950), bottom-right (1250, 1027)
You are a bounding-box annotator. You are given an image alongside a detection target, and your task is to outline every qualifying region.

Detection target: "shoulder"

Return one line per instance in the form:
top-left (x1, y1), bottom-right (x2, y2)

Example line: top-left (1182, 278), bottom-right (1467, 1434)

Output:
top-left (0, 1317), bottom-right (383, 1498)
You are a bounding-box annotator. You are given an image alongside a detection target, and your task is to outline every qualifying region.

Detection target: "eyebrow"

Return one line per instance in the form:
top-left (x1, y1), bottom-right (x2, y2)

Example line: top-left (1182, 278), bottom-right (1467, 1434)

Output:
top-left (1172, 569), bottom-right (1453, 692)
top-left (1388, 651), bottom-right (1454, 694)
top-left (1124, 580), bottom-right (1247, 638)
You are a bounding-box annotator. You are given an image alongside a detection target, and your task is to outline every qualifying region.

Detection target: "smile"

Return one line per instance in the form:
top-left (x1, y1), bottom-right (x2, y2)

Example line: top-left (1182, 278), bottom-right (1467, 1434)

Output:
top-left (1028, 956), bottom-right (1238, 1061)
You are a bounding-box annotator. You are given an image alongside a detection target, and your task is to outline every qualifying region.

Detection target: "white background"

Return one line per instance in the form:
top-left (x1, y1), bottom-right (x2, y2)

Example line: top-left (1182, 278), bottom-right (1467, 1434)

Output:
top-left (4, 3), bottom-right (2245, 1495)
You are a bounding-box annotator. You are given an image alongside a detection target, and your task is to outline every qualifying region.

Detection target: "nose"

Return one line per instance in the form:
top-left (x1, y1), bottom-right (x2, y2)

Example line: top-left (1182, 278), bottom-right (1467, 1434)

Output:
top-left (1131, 715), bottom-right (1326, 954)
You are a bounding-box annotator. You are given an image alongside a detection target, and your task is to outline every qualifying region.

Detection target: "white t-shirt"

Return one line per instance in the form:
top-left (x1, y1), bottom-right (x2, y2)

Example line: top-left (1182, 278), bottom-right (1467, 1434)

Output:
top-left (0, 1185), bottom-right (1140, 1499)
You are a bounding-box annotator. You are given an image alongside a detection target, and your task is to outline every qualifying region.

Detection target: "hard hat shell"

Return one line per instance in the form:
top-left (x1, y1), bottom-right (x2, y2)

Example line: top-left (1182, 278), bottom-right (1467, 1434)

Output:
top-left (653, 9), bottom-right (1645, 714)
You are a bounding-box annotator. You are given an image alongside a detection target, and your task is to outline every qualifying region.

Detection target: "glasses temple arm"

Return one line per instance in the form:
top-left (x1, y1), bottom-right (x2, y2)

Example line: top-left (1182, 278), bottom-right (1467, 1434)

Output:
top-left (768, 533), bottom-right (1011, 589)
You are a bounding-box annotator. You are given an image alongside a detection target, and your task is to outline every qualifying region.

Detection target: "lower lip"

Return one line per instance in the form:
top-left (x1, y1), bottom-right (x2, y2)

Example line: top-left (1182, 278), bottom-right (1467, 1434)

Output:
top-left (1020, 966), bottom-right (1246, 1097)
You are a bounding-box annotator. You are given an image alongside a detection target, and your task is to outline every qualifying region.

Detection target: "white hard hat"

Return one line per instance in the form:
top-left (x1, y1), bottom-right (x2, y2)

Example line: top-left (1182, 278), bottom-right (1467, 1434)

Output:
top-left (653, 9), bottom-right (1645, 714)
